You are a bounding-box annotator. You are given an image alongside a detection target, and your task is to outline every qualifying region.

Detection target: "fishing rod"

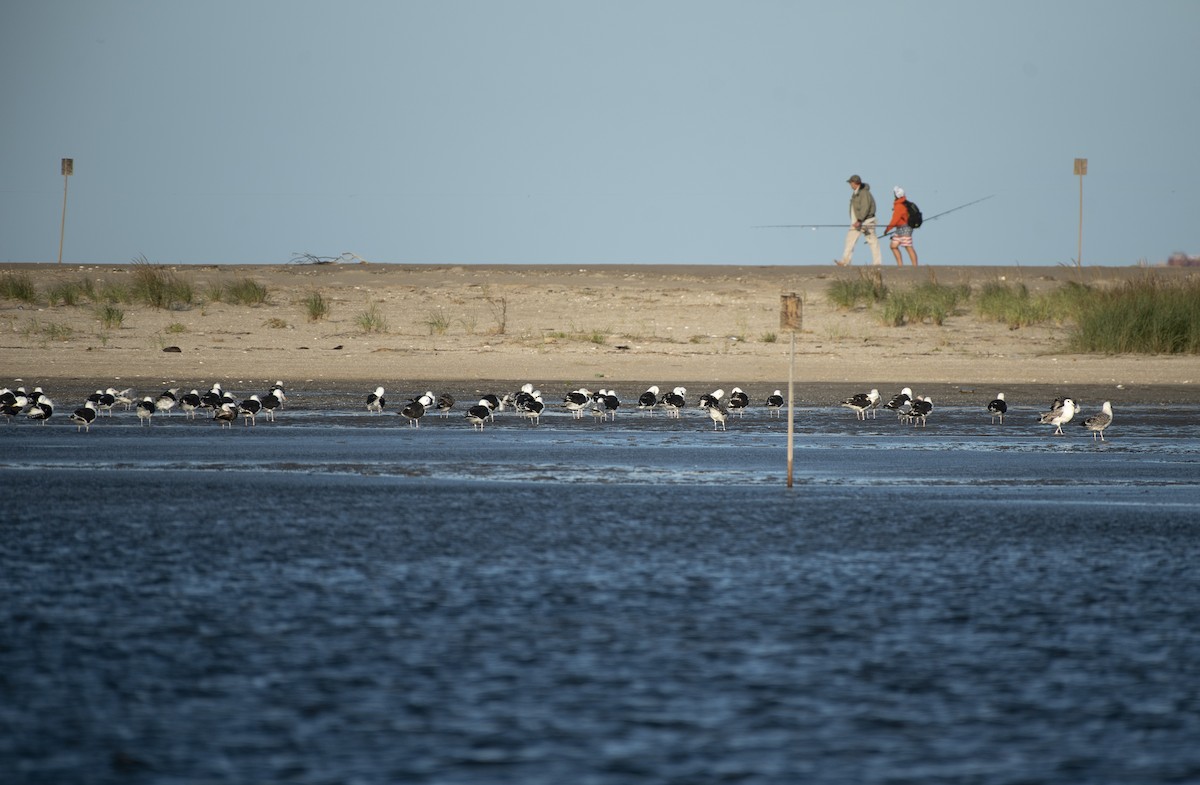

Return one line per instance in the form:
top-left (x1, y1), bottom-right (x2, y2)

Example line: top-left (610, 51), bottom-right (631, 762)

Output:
top-left (754, 194), bottom-right (995, 234)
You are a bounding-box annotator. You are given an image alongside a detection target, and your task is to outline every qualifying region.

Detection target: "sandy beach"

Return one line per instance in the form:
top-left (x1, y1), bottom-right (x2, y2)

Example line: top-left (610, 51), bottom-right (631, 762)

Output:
top-left (2, 262), bottom-right (1197, 403)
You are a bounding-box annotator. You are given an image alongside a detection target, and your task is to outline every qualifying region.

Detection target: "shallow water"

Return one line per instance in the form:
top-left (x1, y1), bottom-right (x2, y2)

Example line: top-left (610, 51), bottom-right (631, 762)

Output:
top-left (3, 399), bottom-right (1200, 784)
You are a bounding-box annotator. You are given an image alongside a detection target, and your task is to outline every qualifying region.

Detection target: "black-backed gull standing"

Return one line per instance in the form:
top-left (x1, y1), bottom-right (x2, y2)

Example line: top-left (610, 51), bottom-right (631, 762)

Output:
top-left (70, 400), bottom-right (97, 432)
top-left (765, 390), bottom-right (784, 418)
top-left (1043, 398), bottom-right (1077, 435)
top-left (136, 396), bottom-right (155, 426)
top-left (366, 386), bottom-right (386, 413)
top-left (400, 398), bottom-right (425, 427)
top-left (987, 393), bottom-right (1007, 424)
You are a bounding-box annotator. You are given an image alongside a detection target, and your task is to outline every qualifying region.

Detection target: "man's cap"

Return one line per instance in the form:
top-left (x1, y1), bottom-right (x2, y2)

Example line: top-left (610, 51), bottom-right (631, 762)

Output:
top-left (847, 174), bottom-right (862, 184)
top-left (893, 186), bottom-right (905, 198)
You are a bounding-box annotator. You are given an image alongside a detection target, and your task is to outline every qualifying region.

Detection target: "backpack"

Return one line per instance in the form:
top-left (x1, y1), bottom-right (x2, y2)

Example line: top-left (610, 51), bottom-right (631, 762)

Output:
top-left (905, 200), bottom-right (923, 229)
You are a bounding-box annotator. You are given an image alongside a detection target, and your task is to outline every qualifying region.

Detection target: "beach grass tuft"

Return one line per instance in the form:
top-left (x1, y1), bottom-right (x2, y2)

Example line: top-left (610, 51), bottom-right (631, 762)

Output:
top-left (302, 290), bottom-right (330, 322)
top-left (827, 268), bottom-right (888, 309)
top-left (881, 281), bottom-right (970, 326)
top-left (130, 257), bottom-right (194, 309)
top-left (0, 271), bottom-right (39, 304)
top-left (1069, 275), bottom-right (1200, 353)
top-left (424, 310), bottom-right (452, 335)
top-left (97, 303), bottom-right (124, 329)
top-left (355, 302), bottom-right (388, 333)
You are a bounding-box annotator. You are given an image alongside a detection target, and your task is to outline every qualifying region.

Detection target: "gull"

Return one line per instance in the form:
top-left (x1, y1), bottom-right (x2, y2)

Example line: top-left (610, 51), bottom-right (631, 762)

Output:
top-left (1044, 398), bottom-right (1077, 435)
top-left (728, 388), bottom-right (750, 417)
top-left (765, 390), bottom-right (784, 418)
top-left (400, 398), bottom-right (425, 428)
top-left (841, 389), bottom-right (880, 420)
top-left (987, 393), bottom-right (1007, 424)
top-left (1082, 401), bottom-right (1113, 441)
top-left (70, 400), bottom-right (98, 432)
top-left (660, 386), bottom-right (687, 419)
top-left (366, 386), bottom-right (386, 413)
top-left (136, 396), bottom-right (155, 426)
top-left (637, 385), bottom-right (660, 415)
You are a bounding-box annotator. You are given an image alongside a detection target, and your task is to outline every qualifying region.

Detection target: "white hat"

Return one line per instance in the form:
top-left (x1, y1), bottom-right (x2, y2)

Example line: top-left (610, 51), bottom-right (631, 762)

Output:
top-left (893, 186), bottom-right (905, 198)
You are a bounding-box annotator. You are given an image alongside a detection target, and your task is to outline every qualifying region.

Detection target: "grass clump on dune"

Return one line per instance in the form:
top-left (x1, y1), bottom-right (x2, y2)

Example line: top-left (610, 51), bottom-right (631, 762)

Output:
top-left (209, 277), bottom-right (270, 306)
top-left (0, 271), bottom-right (39, 304)
top-left (1069, 275), bottom-right (1200, 353)
top-left (303, 290), bottom-right (330, 322)
top-left (130, 257), bottom-right (194, 310)
top-left (881, 281), bottom-right (970, 326)
top-left (827, 268), bottom-right (888, 309)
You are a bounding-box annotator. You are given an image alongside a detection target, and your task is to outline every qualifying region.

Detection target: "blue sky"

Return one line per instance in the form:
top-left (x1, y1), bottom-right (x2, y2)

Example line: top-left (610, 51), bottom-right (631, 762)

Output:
top-left (2, 1), bottom-right (1197, 266)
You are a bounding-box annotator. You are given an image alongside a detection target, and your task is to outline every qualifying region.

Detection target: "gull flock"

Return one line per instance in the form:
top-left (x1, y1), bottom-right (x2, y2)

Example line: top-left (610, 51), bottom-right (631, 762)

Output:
top-left (2, 381), bottom-right (1115, 441)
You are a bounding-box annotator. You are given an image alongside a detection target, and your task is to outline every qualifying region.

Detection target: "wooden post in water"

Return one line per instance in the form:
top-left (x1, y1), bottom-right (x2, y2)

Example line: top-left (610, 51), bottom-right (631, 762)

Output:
top-left (780, 293), bottom-right (802, 488)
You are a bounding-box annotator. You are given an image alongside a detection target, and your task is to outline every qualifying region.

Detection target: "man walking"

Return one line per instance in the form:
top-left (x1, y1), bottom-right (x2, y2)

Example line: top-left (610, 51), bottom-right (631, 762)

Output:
top-left (885, 186), bottom-right (919, 267)
top-left (836, 175), bottom-right (881, 266)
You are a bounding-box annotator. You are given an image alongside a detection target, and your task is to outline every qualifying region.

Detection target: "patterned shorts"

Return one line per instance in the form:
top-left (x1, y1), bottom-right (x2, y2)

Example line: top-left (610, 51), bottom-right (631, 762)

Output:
top-left (892, 225), bottom-right (913, 247)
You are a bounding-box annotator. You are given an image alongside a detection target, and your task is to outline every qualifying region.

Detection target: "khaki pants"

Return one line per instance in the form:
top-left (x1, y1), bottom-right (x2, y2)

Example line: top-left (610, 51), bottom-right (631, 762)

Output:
top-left (840, 219), bottom-right (881, 265)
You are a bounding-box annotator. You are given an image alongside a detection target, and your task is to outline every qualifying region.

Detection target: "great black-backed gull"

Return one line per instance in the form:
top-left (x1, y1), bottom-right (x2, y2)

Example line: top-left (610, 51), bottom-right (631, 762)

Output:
top-left (400, 398), bottom-right (425, 427)
top-left (908, 396), bottom-right (933, 426)
top-left (436, 392), bottom-right (455, 416)
top-left (261, 390), bottom-right (281, 421)
top-left (70, 400), bottom-right (98, 432)
top-left (27, 395), bottom-right (53, 425)
top-left (97, 389), bottom-right (117, 416)
top-left (180, 389), bottom-right (202, 419)
top-left (136, 396), bottom-right (155, 426)
top-left (562, 388), bottom-right (590, 419)
top-left (698, 388), bottom-right (725, 410)
top-left (269, 381), bottom-right (286, 408)
top-left (638, 385), bottom-right (660, 414)
top-left (728, 388), bottom-right (750, 416)
top-left (200, 384), bottom-right (224, 411)
top-left (239, 394), bottom-right (262, 426)
top-left (465, 401), bottom-right (492, 431)
top-left (518, 393), bottom-right (544, 425)
top-left (884, 387), bottom-right (913, 417)
top-left (595, 389), bottom-right (620, 420)
top-left (660, 387), bottom-right (686, 418)
top-left (841, 389), bottom-right (880, 420)
top-left (1082, 401), bottom-right (1113, 441)
top-left (366, 386), bottom-right (386, 413)
top-left (987, 393), bottom-right (1007, 424)
top-left (765, 390), bottom-right (784, 417)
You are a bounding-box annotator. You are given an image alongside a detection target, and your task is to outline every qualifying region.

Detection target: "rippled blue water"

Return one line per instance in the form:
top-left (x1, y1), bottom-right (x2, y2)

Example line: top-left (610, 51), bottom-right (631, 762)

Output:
top-left (3, 399), bottom-right (1200, 784)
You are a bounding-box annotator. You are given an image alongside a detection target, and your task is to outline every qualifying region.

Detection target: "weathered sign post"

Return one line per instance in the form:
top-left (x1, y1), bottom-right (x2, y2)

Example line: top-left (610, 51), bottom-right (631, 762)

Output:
top-left (59, 158), bottom-right (74, 265)
top-left (780, 293), bottom-right (802, 488)
top-left (1074, 157), bottom-right (1087, 268)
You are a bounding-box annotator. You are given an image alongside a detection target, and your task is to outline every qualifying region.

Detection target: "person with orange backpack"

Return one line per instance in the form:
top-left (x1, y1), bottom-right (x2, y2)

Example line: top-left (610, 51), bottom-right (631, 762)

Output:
top-left (885, 186), bottom-right (920, 267)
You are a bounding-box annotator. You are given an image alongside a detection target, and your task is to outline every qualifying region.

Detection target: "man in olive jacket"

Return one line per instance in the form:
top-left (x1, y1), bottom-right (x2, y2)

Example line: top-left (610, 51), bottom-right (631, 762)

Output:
top-left (836, 174), bottom-right (881, 266)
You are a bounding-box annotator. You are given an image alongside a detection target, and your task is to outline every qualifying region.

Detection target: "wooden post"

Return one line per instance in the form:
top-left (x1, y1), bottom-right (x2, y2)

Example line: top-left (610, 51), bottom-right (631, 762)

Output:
top-left (780, 293), bottom-right (802, 488)
top-left (1074, 158), bottom-right (1087, 268)
top-left (59, 158), bottom-right (74, 265)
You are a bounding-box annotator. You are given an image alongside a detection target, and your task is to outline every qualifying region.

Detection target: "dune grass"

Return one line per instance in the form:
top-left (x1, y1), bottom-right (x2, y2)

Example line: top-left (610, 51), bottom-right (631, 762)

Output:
top-left (355, 302), bottom-right (388, 333)
top-left (130, 258), bottom-right (194, 309)
top-left (880, 281), bottom-right (971, 326)
top-left (208, 277), bottom-right (270, 306)
top-left (97, 303), bottom-right (125, 329)
top-left (827, 269), bottom-right (888, 309)
top-left (302, 290), bottom-right (330, 322)
top-left (0, 271), bottom-right (39, 304)
top-left (1068, 275), bottom-right (1200, 353)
